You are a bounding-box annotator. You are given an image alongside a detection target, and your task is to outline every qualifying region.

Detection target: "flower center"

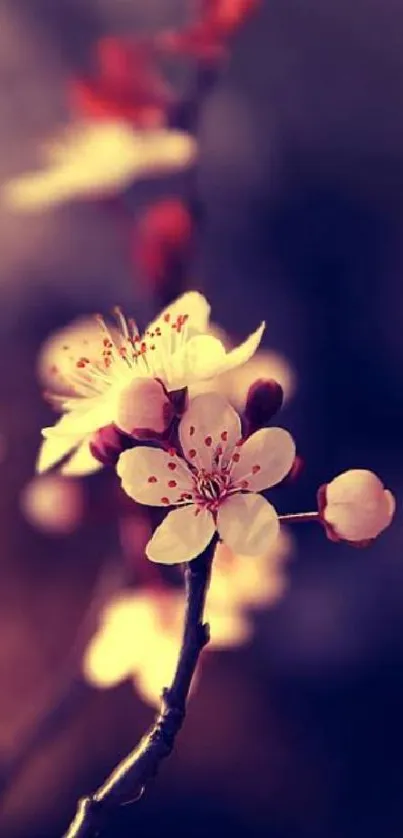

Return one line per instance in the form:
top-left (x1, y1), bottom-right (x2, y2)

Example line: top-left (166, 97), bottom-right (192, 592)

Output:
top-left (193, 471), bottom-right (229, 511)
top-left (53, 308), bottom-right (191, 399)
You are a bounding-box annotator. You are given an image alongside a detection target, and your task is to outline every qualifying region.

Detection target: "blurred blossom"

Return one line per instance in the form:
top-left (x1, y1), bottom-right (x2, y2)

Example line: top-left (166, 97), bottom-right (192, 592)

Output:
top-left (118, 392), bottom-right (295, 564)
top-left (83, 532), bottom-right (290, 706)
top-left (36, 293), bottom-right (264, 476)
top-left (83, 591), bottom-right (183, 704)
top-left (320, 469), bottom-right (395, 544)
top-left (1, 121), bottom-right (196, 212)
top-left (209, 530), bottom-right (291, 615)
top-left (20, 474), bottom-right (85, 535)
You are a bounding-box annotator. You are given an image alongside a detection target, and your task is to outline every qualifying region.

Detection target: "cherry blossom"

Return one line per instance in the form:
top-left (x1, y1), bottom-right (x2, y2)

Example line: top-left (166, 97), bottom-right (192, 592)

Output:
top-left (320, 469), bottom-right (395, 543)
top-left (37, 293), bottom-right (264, 476)
top-left (117, 393), bottom-right (295, 563)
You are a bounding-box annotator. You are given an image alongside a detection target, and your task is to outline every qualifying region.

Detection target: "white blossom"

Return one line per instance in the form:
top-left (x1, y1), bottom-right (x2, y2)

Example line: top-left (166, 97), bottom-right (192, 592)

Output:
top-left (117, 393), bottom-right (295, 563)
top-left (323, 469), bottom-right (395, 542)
top-left (37, 293), bottom-right (264, 476)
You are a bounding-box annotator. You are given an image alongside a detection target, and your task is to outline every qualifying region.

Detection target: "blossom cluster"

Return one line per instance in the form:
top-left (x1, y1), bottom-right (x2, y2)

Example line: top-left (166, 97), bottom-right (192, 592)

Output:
top-left (36, 290), bottom-right (394, 559)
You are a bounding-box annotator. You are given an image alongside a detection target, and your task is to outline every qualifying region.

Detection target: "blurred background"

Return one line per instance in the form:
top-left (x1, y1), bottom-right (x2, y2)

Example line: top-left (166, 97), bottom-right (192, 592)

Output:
top-left (0, 0), bottom-right (402, 836)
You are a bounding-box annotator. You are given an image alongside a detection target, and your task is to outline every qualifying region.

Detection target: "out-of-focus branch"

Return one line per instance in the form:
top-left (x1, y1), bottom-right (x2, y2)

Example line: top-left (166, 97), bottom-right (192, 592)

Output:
top-left (63, 539), bottom-right (216, 838)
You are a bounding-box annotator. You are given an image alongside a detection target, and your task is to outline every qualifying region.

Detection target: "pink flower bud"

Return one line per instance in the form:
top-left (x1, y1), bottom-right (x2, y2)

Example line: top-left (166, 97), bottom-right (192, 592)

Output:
top-left (115, 378), bottom-right (174, 439)
top-left (244, 378), bottom-right (284, 434)
top-left (320, 469), bottom-right (395, 544)
top-left (89, 423), bottom-right (132, 466)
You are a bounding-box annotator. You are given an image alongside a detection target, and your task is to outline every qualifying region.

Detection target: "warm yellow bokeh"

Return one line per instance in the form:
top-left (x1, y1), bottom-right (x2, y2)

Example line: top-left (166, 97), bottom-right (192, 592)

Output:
top-left (209, 529), bottom-right (291, 612)
top-left (2, 121), bottom-right (196, 212)
top-left (83, 532), bottom-right (292, 706)
top-left (20, 474), bottom-right (85, 534)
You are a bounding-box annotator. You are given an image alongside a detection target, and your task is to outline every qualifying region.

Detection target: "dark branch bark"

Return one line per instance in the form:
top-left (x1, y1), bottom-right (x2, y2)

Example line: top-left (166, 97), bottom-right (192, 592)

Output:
top-left (63, 538), bottom-right (216, 838)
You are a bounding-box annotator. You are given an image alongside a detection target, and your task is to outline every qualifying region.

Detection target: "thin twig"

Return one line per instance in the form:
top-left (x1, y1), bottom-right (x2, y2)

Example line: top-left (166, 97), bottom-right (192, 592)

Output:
top-left (63, 537), bottom-right (217, 838)
top-left (279, 511), bottom-right (319, 524)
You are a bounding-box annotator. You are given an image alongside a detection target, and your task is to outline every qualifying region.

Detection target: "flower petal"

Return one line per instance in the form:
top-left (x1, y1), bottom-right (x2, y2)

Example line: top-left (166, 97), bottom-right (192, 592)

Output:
top-left (167, 335), bottom-right (227, 390)
top-left (60, 438), bottom-right (103, 476)
top-left (215, 322), bottom-right (265, 375)
top-left (36, 431), bottom-right (84, 474)
top-left (146, 291), bottom-right (211, 338)
top-left (117, 446), bottom-right (193, 506)
top-left (44, 397), bottom-right (116, 437)
top-left (231, 427), bottom-right (296, 491)
top-left (146, 505), bottom-right (215, 564)
top-left (217, 492), bottom-right (279, 555)
top-left (179, 393), bottom-right (241, 471)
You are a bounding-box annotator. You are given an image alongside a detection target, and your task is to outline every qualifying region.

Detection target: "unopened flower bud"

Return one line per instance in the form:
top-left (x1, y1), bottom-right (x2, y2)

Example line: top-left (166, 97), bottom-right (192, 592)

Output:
top-left (89, 423), bottom-right (132, 466)
top-left (244, 378), bottom-right (284, 434)
top-left (319, 469), bottom-right (395, 545)
top-left (115, 378), bottom-right (174, 439)
top-left (132, 199), bottom-right (193, 294)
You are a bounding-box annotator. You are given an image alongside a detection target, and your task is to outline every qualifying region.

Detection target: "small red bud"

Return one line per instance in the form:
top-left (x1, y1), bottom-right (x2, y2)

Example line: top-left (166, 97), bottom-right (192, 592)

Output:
top-left (132, 199), bottom-right (194, 294)
top-left (89, 424), bottom-right (133, 467)
top-left (244, 378), bottom-right (284, 434)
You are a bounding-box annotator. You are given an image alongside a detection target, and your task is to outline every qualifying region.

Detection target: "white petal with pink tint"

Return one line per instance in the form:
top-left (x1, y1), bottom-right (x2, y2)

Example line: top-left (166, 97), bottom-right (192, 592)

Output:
top-left (168, 335), bottom-right (227, 390)
top-left (324, 469), bottom-right (395, 541)
top-left (36, 398), bottom-right (116, 474)
top-left (60, 438), bottom-right (102, 476)
top-left (147, 291), bottom-right (211, 340)
top-left (231, 427), bottom-right (296, 491)
top-left (217, 493), bottom-right (279, 555)
top-left (146, 505), bottom-right (215, 564)
top-left (36, 430), bottom-right (84, 474)
top-left (117, 447), bottom-right (193, 506)
top-left (215, 322), bottom-right (265, 375)
top-left (179, 392), bottom-right (241, 471)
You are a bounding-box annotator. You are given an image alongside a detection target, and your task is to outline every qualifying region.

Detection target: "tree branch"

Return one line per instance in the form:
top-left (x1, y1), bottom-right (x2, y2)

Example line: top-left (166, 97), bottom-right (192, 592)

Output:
top-left (63, 538), bottom-right (216, 838)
